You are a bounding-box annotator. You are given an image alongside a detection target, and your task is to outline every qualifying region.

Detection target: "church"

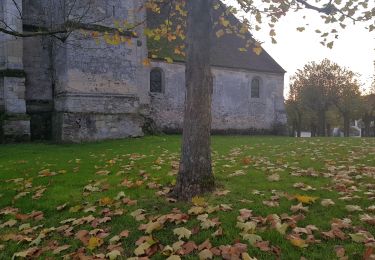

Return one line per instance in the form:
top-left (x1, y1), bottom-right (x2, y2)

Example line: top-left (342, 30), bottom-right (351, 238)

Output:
top-left (0, 0), bottom-right (287, 142)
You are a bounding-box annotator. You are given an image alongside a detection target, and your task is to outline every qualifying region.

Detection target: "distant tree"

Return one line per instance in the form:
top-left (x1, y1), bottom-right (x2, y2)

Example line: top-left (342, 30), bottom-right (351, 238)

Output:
top-left (332, 68), bottom-right (361, 137)
top-left (361, 94), bottom-right (375, 137)
top-left (287, 60), bottom-right (362, 137)
top-left (290, 59), bottom-right (340, 136)
top-left (287, 75), bottom-right (307, 137)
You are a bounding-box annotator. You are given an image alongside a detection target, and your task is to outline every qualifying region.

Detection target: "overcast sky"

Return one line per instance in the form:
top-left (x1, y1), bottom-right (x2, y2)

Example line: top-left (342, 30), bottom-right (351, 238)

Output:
top-left (226, 1), bottom-right (375, 97)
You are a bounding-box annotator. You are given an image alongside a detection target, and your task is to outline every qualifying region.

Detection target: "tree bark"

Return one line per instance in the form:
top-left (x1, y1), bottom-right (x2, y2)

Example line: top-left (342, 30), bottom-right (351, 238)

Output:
top-left (296, 113), bottom-right (302, 137)
top-left (343, 114), bottom-right (350, 137)
top-left (326, 123), bottom-right (331, 137)
top-left (311, 123), bottom-right (317, 137)
top-left (363, 113), bottom-right (371, 137)
top-left (291, 123), bottom-right (296, 137)
top-left (317, 110), bottom-right (326, 137)
top-left (173, 0), bottom-right (215, 201)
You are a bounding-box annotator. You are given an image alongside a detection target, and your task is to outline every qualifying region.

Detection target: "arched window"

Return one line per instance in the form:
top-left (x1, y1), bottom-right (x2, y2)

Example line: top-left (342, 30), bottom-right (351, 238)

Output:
top-left (251, 78), bottom-right (260, 98)
top-left (150, 68), bottom-right (163, 93)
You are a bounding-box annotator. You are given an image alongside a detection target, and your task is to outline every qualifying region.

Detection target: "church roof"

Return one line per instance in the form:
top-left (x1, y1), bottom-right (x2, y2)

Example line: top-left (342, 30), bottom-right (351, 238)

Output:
top-left (147, 2), bottom-right (286, 74)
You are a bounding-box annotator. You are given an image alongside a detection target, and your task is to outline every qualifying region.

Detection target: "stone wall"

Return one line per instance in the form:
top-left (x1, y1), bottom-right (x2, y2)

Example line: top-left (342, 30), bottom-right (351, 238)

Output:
top-left (150, 61), bottom-right (287, 134)
top-left (53, 112), bottom-right (143, 143)
top-left (23, 36), bottom-right (53, 140)
top-left (13, 0), bottom-right (287, 142)
top-left (0, 0), bottom-right (31, 142)
top-left (20, 0), bottom-right (149, 142)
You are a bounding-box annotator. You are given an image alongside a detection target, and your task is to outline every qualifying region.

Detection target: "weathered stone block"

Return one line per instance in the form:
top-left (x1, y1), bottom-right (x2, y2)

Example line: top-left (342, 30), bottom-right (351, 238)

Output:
top-left (2, 118), bottom-right (30, 142)
top-left (53, 112), bottom-right (144, 143)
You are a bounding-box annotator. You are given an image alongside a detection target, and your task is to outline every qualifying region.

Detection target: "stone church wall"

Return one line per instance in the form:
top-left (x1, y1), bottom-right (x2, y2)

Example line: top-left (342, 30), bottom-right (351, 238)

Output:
top-left (51, 31), bottom-right (147, 142)
top-left (21, 0), bottom-right (149, 142)
top-left (23, 36), bottom-right (54, 140)
top-left (2, 0), bottom-right (287, 142)
top-left (150, 61), bottom-right (286, 134)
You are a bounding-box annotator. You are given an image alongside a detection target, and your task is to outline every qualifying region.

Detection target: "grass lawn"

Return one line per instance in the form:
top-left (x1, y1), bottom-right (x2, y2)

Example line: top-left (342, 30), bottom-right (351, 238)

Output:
top-left (0, 136), bottom-right (374, 259)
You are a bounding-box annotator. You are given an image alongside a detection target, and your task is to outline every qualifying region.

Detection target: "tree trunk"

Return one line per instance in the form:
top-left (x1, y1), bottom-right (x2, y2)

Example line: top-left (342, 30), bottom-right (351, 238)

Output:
top-left (363, 113), bottom-right (371, 137)
top-left (173, 0), bottom-right (215, 201)
top-left (296, 113), bottom-right (302, 137)
top-left (291, 123), bottom-right (296, 137)
top-left (311, 123), bottom-right (317, 137)
top-left (317, 110), bottom-right (326, 137)
top-left (326, 123), bottom-right (331, 137)
top-left (343, 114), bottom-right (350, 137)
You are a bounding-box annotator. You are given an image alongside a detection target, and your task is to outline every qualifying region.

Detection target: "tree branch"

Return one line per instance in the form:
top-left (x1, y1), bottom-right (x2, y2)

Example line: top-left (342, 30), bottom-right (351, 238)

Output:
top-left (295, 0), bottom-right (336, 15)
top-left (0, 21), bottom-right (137, 42)
top-left (0, 27), bottom-right (67, 38)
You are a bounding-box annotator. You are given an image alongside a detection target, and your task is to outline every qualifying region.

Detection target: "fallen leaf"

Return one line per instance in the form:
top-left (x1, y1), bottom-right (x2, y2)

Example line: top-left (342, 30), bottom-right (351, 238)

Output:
top-left (295, 195), bottom-right (318, 204)
top-left (87, 236), bottom-right (103, 250)
top-left (242, 234), bottom-right (262, 245)
top-left (321, 199), bottom-right (335, 207)
top-left (173, 227), bottom-right (192, 240)
top-left (106, 249), bottom-right (121, 259)
top-left (290, 237), bottom-right (308, 248)
top-left (267, 174), bottom-right (280, 182)
top-left (52, 245), bottom-right (71, 255)
top-left (345, 205), bottom-right (363, 212)
top-left (199, 249), bottom-right (213, 259)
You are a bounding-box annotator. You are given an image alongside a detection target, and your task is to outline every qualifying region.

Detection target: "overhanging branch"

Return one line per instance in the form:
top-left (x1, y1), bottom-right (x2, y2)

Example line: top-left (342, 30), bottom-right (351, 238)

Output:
top-left (0, 27), bottom-right (68, 38)
top-left (295, 0), bottom-right (336, 15)
top-left (0, 21), bottom-right (138, 42)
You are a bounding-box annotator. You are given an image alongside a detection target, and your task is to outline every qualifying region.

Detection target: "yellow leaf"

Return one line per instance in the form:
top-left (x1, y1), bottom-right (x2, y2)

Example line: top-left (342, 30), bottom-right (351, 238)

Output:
top-left (192, 196), bottom-right (206, 206)
top-left (294, 195), bottom-right (318, 204)
top-left (290, 238), bottom-right (308, 248)
top-left (99, 197), bottom-right (113, 206)
top-left (142, 58), bottom-right (151, 67)
top-left (145, 221), bottom-right (163, 234)
top-left (188, 206), bottom-right (205, 215)
top-left (165, 57), bottom-right (173, 63)
top-left (87, 236), bottom-right (103, 250)
top-left (253, 46), bottom-right (262, 55)
top-left (216, 29), bottom-right (225, 38)
top-left (220, 17), bottom-right (230, 27)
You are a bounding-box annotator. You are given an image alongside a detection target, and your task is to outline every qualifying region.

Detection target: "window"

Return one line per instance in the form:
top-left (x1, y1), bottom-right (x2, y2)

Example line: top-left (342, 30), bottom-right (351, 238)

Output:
top-left (251, 78), bottom-right (260, 98)
top-left (150, 68), bottom-right (163, 93)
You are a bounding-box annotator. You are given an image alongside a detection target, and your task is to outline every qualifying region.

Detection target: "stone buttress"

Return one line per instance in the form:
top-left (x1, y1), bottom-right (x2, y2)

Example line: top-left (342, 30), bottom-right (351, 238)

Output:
top-left (0, 0), bottom-right (31, 141)
top-left (19, 0), bottom-right (149, 142)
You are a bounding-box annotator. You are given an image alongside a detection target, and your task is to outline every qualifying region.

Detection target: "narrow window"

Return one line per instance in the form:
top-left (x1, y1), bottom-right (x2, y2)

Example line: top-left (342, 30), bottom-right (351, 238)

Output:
top-left (251, 78), bottom-right (260, 98)
top-left (150, 68), bottom-right (163, 93)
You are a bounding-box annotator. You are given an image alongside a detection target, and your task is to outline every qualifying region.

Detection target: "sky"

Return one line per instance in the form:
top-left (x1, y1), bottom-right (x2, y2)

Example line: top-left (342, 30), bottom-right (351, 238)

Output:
top-left (226, 1), bottom-right (375, 97)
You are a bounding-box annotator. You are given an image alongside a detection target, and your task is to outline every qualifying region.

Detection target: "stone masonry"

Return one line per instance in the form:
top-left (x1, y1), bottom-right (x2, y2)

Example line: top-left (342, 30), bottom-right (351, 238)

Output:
top-left (0, 0), bottom-right (30, 141)
top-left (0, 0), bottom-right (287, 143)
top-left (150, 61), bottom-right (286, 134)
